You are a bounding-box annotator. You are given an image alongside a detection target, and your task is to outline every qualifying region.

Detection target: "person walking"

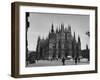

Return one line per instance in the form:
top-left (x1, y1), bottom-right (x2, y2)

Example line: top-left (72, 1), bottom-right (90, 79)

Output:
top-left (75, 57), bottom-right (78, 65)
top-left (62, 57), bottom-right (65, 65)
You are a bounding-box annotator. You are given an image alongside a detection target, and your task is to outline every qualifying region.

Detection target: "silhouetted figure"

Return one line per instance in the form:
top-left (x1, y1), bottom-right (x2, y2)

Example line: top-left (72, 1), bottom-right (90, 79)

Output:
top-left (78, 58), bottom-right (80, 63)
top-left (75, 57), bottom-right (78, 65)
top-left (62, 57), bottom-right (65, 65)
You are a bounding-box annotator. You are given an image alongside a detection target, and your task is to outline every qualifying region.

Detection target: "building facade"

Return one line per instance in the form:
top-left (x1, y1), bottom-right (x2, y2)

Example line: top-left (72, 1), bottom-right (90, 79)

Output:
top-left (36, 24), bottom-right (81, 60)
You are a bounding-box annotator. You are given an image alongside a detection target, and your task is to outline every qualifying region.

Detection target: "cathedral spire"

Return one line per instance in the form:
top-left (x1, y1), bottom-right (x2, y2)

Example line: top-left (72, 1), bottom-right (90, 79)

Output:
top-left (65, 27), bottom-right (68, 32)
top-left (61, 23), bottom-right (64, 31)
top-left (56, 27), bottom-right (58, 33)
top-left (37, 36), bottom-right (40, 41)
top-left (74, 32), bottom-right (76, 41)
top-left (37, 36), bottom-right (41, 44)
top-left (58, 26), bottom-right (60, 32)
top-left (78, 35), bottom-right (80, 43)
top-left (51, 23), bottom-right (54, 33)
top-left (68, 24), bottom-right (71, 32)
top-left (86, 44), bottom-right (88, 50)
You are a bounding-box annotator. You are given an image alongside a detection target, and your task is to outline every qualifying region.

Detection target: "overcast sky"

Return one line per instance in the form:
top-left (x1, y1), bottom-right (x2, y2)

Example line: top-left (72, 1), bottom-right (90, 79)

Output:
top-left (27, 12), bottom-right (90, 51)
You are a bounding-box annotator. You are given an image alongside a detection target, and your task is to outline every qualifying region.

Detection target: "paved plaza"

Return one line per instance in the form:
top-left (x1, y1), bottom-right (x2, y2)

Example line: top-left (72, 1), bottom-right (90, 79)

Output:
top-left (27, 58), bottom-right (89, 67)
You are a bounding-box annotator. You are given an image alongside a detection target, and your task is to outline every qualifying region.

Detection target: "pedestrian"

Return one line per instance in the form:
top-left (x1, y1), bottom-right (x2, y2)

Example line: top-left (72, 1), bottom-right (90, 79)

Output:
top-left (62, 57), bottom-right (65, 65)
top-left (75, 57), bottom-right (78, 65)
top-left (78, 58), bottom-right (80, 63)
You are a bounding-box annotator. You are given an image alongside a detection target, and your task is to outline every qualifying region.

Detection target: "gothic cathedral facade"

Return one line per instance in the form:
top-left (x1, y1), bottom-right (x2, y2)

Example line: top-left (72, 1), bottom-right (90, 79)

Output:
top-left (36, 24), bottom-right (81, 60)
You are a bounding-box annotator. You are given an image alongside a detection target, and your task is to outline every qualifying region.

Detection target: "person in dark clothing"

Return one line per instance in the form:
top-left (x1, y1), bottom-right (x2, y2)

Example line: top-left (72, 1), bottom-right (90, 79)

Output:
top-left (78, 58), bottom-right (80, 63)
top-left (75, 57), bottom-right (78, 65)
top-left (62, 57), bottom-right (65, 65)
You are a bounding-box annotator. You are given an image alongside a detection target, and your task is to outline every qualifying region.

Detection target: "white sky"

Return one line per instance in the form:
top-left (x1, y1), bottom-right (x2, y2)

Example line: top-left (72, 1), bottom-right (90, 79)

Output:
top-left (27, 12), bottom-right (90, 51)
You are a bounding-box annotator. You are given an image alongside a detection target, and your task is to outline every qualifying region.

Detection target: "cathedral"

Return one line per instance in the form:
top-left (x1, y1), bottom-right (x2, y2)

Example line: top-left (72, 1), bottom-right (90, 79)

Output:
top-left (36, 24), bottom-right (81, 60)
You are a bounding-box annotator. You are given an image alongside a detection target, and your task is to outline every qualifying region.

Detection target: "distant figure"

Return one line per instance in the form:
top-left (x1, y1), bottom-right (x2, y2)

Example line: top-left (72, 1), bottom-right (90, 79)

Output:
top-left (75, 57), bottom-right (78, 65)
top-left (62, 57), bottom-right (65, 65)
top-left (78, 58), bottom-right (80, 63)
